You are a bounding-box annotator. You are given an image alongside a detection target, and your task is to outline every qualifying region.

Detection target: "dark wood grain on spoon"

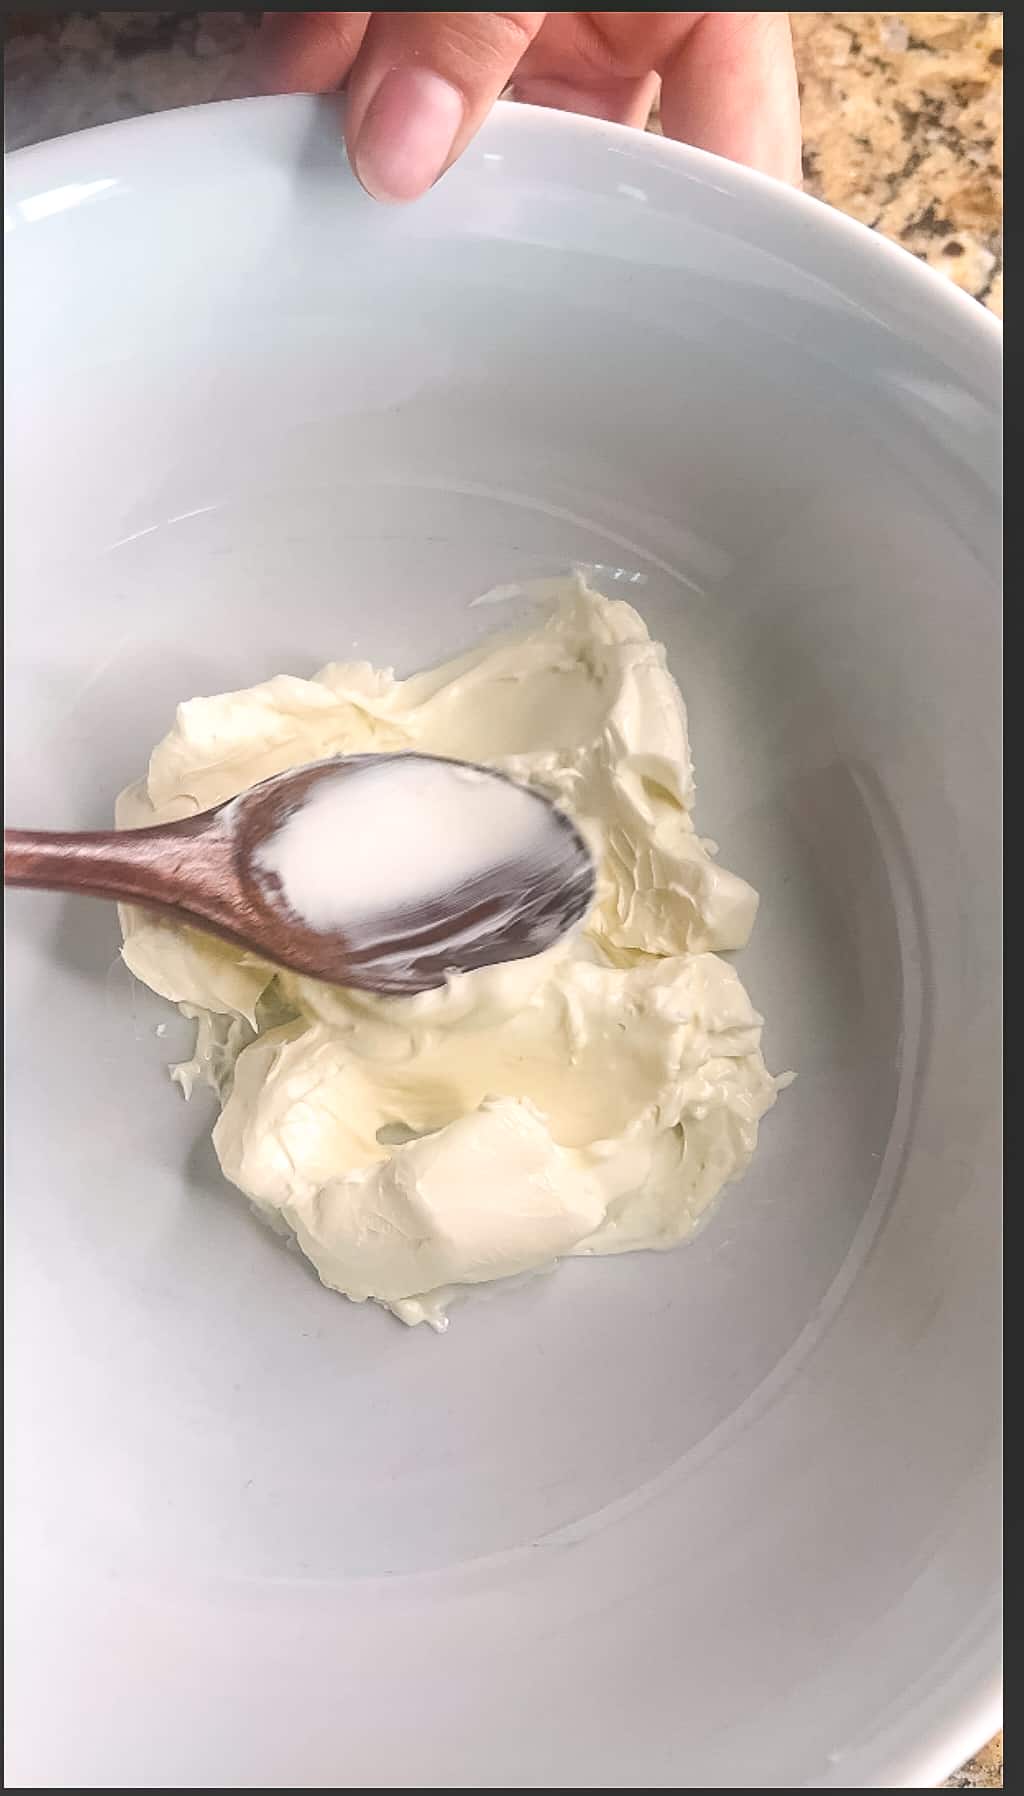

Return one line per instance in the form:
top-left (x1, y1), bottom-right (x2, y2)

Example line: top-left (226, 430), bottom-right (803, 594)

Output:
top-left (3, 753), bottom-right (596, 995)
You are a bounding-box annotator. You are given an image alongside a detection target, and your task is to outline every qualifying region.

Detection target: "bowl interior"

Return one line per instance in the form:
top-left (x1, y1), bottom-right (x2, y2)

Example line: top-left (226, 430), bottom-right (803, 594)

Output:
top-left (5, 97), bottom-right (1000, 1789)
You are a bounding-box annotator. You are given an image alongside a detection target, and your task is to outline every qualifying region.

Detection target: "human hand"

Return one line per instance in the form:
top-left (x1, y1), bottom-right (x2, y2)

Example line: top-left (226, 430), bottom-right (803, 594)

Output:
top-left (238, 11), bottom-right (802, 202)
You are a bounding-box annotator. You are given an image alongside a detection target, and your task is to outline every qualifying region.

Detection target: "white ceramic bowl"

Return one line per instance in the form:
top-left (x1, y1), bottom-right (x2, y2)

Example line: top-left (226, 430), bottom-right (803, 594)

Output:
top-left (5, 98), bottom-right (1000, 1788)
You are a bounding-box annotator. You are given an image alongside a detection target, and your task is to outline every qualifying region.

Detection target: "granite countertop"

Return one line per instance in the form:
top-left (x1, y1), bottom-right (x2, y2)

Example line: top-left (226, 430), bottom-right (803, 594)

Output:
top-left (2, 12), bottom-right (1002, 1789)
top-left (790, 10), bottom-right (1002, 314)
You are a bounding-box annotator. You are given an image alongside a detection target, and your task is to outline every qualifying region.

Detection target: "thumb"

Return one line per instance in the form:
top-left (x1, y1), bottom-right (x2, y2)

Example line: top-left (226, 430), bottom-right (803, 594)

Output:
top-left (345, 11), bottom-right (545, 203)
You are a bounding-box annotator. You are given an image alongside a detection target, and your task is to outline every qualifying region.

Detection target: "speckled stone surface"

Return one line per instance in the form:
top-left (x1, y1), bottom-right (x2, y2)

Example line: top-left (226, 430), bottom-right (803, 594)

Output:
top-left (2, 12), bottom-right (1002, 1788)
top-left (790, 11), bottom-right (1002, 314)
top-left (943, 1735), bottom-right (1004, 1791)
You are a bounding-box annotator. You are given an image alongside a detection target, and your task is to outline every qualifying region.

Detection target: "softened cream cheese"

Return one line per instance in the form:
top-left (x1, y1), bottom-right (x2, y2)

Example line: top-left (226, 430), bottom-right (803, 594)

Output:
top-left (117, 576), bottom-right (784, 1329)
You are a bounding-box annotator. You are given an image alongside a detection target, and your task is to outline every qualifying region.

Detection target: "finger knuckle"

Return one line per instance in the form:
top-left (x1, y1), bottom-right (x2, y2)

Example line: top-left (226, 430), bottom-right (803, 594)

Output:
top-left (489, 12), bottom-right (544, 52)
top-left (443, 10), bottom-right (542, 66)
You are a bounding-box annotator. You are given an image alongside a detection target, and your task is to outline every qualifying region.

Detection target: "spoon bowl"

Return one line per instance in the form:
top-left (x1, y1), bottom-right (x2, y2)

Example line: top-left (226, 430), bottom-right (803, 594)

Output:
top-left (4, 752), bottom-right (596, 994)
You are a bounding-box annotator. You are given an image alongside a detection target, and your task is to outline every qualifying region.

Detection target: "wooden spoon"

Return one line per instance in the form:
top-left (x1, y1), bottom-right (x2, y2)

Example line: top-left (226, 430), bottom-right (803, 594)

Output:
top-left (3, 752), bottom-right (596, 996)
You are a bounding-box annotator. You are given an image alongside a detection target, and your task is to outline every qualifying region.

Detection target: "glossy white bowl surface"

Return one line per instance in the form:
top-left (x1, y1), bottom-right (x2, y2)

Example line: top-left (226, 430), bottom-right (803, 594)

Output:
top-left (5, 97), bottom-right (1001, 1788)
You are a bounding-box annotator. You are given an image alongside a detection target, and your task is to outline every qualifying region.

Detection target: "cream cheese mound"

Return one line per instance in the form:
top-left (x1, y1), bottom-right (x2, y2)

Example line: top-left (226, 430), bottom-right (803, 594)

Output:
top-left (117, 576), bottom-right (783, 1329)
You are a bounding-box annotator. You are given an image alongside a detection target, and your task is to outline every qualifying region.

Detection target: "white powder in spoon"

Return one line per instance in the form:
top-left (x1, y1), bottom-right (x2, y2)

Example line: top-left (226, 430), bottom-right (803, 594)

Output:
top-left (254, 756), bottom-right (558, 932)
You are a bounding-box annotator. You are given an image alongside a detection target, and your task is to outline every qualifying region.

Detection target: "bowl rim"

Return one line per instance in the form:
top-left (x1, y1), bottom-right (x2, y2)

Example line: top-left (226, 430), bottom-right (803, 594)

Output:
top-left (6, 91), bottom-right (1003, 355)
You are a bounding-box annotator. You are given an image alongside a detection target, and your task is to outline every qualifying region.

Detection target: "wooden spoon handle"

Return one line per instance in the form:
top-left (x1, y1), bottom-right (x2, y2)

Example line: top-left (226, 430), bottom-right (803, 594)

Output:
top-left (4, 822), bottom-right (235, 915)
